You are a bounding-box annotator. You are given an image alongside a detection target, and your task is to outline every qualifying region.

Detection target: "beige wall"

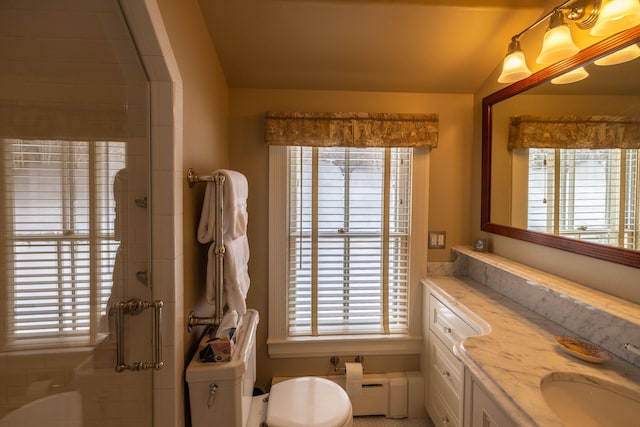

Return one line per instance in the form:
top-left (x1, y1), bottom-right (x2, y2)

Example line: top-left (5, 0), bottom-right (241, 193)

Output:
top-left (155, 0), bottom-right (230, 360)
top-left (229, 89), bottom-right (474, 390)
top-left (156, 0), bottom-right (640, 416)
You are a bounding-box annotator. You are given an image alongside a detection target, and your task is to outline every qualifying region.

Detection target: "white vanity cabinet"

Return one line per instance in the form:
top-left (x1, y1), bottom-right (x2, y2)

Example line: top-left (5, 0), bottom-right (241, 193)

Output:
top-left (466, 376), bottom-right (516, 427)
top-left (425, 286), bottom-right (480, 427)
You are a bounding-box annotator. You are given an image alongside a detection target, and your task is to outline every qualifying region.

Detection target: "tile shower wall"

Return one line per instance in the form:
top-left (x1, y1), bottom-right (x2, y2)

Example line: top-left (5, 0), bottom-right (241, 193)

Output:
top-left (0, 1), bottom-right (184, 426)
top-left (0, 352), bottom-right (88, 416)
top-left (0, 350), bottom-right (153, 425)
top-left (122, 1), bottom-right (186, 426)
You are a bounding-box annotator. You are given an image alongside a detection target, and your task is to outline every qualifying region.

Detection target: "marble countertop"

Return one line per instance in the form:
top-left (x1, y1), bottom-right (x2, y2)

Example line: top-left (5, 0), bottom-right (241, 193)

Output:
top-left (424, 276), bottom-right (640, 427)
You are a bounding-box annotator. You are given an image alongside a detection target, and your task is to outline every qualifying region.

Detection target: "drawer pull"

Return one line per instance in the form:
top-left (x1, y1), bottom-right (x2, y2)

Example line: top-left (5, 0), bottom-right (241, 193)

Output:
top-left (441, 415), bottom-right (450, 425)
top-left (441, 370), bottom-right (451, 378)
top-left (443, 326), bottom-right (452, 334)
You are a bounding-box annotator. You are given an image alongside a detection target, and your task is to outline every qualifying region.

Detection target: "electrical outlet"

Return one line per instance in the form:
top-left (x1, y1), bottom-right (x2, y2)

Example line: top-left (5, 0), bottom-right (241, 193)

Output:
top-left (428, 231), bottom-right (446, 249)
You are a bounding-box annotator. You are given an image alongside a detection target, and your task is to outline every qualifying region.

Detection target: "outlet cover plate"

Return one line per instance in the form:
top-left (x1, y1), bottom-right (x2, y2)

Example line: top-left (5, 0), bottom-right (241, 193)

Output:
top-left (428, 231), bottom-right (446, 249)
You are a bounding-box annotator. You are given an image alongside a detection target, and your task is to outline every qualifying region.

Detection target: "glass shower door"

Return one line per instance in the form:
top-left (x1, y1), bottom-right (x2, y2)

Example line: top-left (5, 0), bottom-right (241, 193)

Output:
top-left (0, 1), bottom-right (153, 426)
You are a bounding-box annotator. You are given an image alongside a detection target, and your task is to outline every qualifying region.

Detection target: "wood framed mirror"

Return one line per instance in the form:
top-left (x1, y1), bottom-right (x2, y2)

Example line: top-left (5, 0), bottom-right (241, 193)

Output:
top-left (482, 25), bottom-right (640, 269)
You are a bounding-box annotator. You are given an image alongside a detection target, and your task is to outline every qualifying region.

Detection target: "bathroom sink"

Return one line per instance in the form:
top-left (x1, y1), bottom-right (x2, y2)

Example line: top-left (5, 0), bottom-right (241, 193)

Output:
top-left (540, 373), bottom-right (640, 427)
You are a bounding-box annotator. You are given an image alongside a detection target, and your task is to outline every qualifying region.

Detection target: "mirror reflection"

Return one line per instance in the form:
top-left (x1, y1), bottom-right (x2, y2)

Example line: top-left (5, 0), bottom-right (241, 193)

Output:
top-left (491, 52), bottom-right (640, 249)
top-left (484, 29), bottom-right (640, 265)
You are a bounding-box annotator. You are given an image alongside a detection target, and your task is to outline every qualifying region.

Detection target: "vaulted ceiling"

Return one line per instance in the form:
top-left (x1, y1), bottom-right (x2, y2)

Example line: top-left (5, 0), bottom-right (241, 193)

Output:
top-left (198, 0), bottom-right (549, 93)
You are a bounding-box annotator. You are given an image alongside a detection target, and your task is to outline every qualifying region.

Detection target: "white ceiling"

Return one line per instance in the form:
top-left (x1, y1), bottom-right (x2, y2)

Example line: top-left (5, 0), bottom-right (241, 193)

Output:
top-left (198, 0), bottom-right (549, 93)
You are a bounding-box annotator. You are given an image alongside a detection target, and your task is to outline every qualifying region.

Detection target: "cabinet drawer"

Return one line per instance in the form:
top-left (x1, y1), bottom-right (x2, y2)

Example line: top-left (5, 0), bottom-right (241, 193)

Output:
top-left (471, 381), bottom-right (516, 427)
top-left (430, 294), bottom-right (478, 350)
top-left (430, 331), bottom-right (464, 397)
top-left (429, 380), bottom-right (459, 427)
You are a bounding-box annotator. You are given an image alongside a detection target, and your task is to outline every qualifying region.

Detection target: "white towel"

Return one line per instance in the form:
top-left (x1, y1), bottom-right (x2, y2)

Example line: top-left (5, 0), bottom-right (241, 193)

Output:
top-left (197, 169), bottom-right (250, 310)
top-left (205, 236), bottom-right (250, 313)
top-left (217, 169), bottom-right (248, 240)
top-left (223, 235), bottom-right (250, 315)
top-left (197, 169), bottom-right (248, 243)
top-left (215, 310), bottom-right (238, 339)
top-left (197, 180), bottom-right (217, 244)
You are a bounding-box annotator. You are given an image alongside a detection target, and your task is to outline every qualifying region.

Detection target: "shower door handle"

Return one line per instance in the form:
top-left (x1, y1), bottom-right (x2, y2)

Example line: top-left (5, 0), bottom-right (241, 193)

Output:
top-left (115, 298), bottom-right (164, 372)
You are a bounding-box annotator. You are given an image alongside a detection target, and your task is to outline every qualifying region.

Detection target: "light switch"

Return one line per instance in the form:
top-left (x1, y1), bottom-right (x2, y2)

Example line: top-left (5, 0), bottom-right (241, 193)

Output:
top-left (428, 231), bottom-right (446, 249)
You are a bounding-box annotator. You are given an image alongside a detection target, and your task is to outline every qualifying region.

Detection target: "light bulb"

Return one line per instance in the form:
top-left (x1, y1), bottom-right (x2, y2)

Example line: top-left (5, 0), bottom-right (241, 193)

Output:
top-left (594, 44), bottom-right (640, 65)
top-left (551, 67), bottom-right (589, 84)
top-left (590, 0), bottom-right (640, 36)
top-left (537, 12), bottom-right (580, 64)
top-left (498, 39), bottom-right (532, 83)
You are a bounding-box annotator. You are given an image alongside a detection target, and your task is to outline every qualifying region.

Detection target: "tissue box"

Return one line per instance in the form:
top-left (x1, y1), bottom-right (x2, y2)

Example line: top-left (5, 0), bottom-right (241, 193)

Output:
top-left (199, 337), bottom-right (234, 362)
top-left (198, 324), bottom-right (237, 363)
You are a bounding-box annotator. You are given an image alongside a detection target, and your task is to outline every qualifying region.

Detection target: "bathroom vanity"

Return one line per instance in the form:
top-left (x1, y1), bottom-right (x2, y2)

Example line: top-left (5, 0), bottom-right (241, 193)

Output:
top-left (425, 286), bottom-right (481, 426)
top-left (423, 247), bottom-right (640, 427)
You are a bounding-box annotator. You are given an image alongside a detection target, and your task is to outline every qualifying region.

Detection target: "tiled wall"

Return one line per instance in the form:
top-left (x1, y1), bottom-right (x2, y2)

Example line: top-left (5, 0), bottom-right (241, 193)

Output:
top-left (0, 351), bottom-right (88, 416)
top-left (0, 1), bottom-right (184, 426)
top-left (123, 1), bottom-right (185, 426)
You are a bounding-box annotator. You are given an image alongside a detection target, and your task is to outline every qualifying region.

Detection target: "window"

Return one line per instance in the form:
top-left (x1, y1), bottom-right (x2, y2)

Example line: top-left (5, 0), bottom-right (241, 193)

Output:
top-left (1, 139), bottom-right (125, 350)
top-left (288, 146), bottom-right (411, 336)
top-left (265, 112), bottom-right (434, 357)
top-left (269, 146), bottom-right (426, 357)
top-left (527, 148), bottom-right (639, 249)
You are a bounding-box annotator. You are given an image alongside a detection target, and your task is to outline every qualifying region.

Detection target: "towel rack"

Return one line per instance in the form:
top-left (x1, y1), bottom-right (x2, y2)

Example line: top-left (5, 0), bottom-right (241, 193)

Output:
top-left (186, 168), bottom-right (226, 331)
top-left (187, 167), bottom-right (221, 188)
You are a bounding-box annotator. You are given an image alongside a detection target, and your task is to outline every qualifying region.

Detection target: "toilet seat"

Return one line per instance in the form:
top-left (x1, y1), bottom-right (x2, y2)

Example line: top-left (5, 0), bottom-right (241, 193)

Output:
top-left (266, 377), bottom-right (353, 427)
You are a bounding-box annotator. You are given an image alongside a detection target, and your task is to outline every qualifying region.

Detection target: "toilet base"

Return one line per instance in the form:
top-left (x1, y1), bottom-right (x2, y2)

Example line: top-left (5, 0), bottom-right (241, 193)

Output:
top-left (246, 394), bottom-right (268, 427)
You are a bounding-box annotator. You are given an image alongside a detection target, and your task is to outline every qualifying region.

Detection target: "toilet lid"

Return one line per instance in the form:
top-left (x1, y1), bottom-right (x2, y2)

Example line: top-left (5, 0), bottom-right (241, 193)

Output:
top-left (266, 377), bottom-right (352, 427)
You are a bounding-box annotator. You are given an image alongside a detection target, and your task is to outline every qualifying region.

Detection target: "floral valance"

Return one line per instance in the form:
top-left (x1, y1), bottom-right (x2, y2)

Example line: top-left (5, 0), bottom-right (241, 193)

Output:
top-left (264, 112), bottom-right (439, 148)
top-left (508, 115), bottom-right (640, 150)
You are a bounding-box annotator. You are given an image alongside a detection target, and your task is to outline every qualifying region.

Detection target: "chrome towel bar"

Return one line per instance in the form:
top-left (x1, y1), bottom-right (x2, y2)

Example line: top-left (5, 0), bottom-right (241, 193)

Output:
top-left (187, 167), bottom-right (222, 187)
top-left (187, 168), bottom-right (226, 330)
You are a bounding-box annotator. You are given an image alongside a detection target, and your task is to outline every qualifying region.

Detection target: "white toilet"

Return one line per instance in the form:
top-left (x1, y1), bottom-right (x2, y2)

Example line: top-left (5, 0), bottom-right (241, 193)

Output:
top-left (186, 309), bottom-right (353, 427)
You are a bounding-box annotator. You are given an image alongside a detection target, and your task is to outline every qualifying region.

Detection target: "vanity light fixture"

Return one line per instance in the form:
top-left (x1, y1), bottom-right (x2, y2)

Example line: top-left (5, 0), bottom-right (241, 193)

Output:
top-left (594, 42), bottom-right (640, 64)
top-left (536, 11), bottom-right (581, 64)
top-left (590, 0), bottom-right (640, 36)
top-left (498, 0), bottom-right (640, 84)
top-left (550, 65), bottom-right (590, 83)
top-left (497, 38), bottom-right (532, 83)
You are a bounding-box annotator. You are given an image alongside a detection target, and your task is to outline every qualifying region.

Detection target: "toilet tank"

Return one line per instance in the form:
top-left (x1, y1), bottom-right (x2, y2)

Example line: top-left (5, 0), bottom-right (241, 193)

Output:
top-left (186, 309), bottom-right (259, 427)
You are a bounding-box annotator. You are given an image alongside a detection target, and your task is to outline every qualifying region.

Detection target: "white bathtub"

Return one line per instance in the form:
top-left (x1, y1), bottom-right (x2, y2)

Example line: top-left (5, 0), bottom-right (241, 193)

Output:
top-left (0, 391), bottom-right (82, 427)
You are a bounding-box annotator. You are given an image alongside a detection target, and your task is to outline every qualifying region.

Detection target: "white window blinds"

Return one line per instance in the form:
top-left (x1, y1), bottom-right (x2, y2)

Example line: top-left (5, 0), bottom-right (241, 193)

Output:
top-left (2, 139), bottom-right (125, 349)
top-left (527, 148), bottom-right (638, 249)
top-left (287, 146), bottom-right (411, 336)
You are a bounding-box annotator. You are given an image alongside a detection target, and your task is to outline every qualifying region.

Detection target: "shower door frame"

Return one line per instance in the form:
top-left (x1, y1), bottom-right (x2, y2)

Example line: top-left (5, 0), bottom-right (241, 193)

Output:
top-left (119, 1), bottom-right (185, 426)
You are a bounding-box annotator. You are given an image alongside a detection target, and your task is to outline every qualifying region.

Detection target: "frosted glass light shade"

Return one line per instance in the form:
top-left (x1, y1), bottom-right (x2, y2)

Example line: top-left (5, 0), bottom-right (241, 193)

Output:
top-left (536, 25), bottom-right (580, 64)
top-left (498, 50), bottom-right (532, 83)
top-left (551, 67), bottom-right (589, 84)
top-left (590, 0), bottom-right (640, 36)
top-left (594, 43), bottom-right (640, 65)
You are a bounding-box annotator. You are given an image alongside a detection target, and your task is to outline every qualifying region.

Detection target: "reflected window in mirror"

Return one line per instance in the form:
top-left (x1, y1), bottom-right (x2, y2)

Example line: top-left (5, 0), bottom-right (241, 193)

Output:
top-left (518, 147), bottom-right (639, 249)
